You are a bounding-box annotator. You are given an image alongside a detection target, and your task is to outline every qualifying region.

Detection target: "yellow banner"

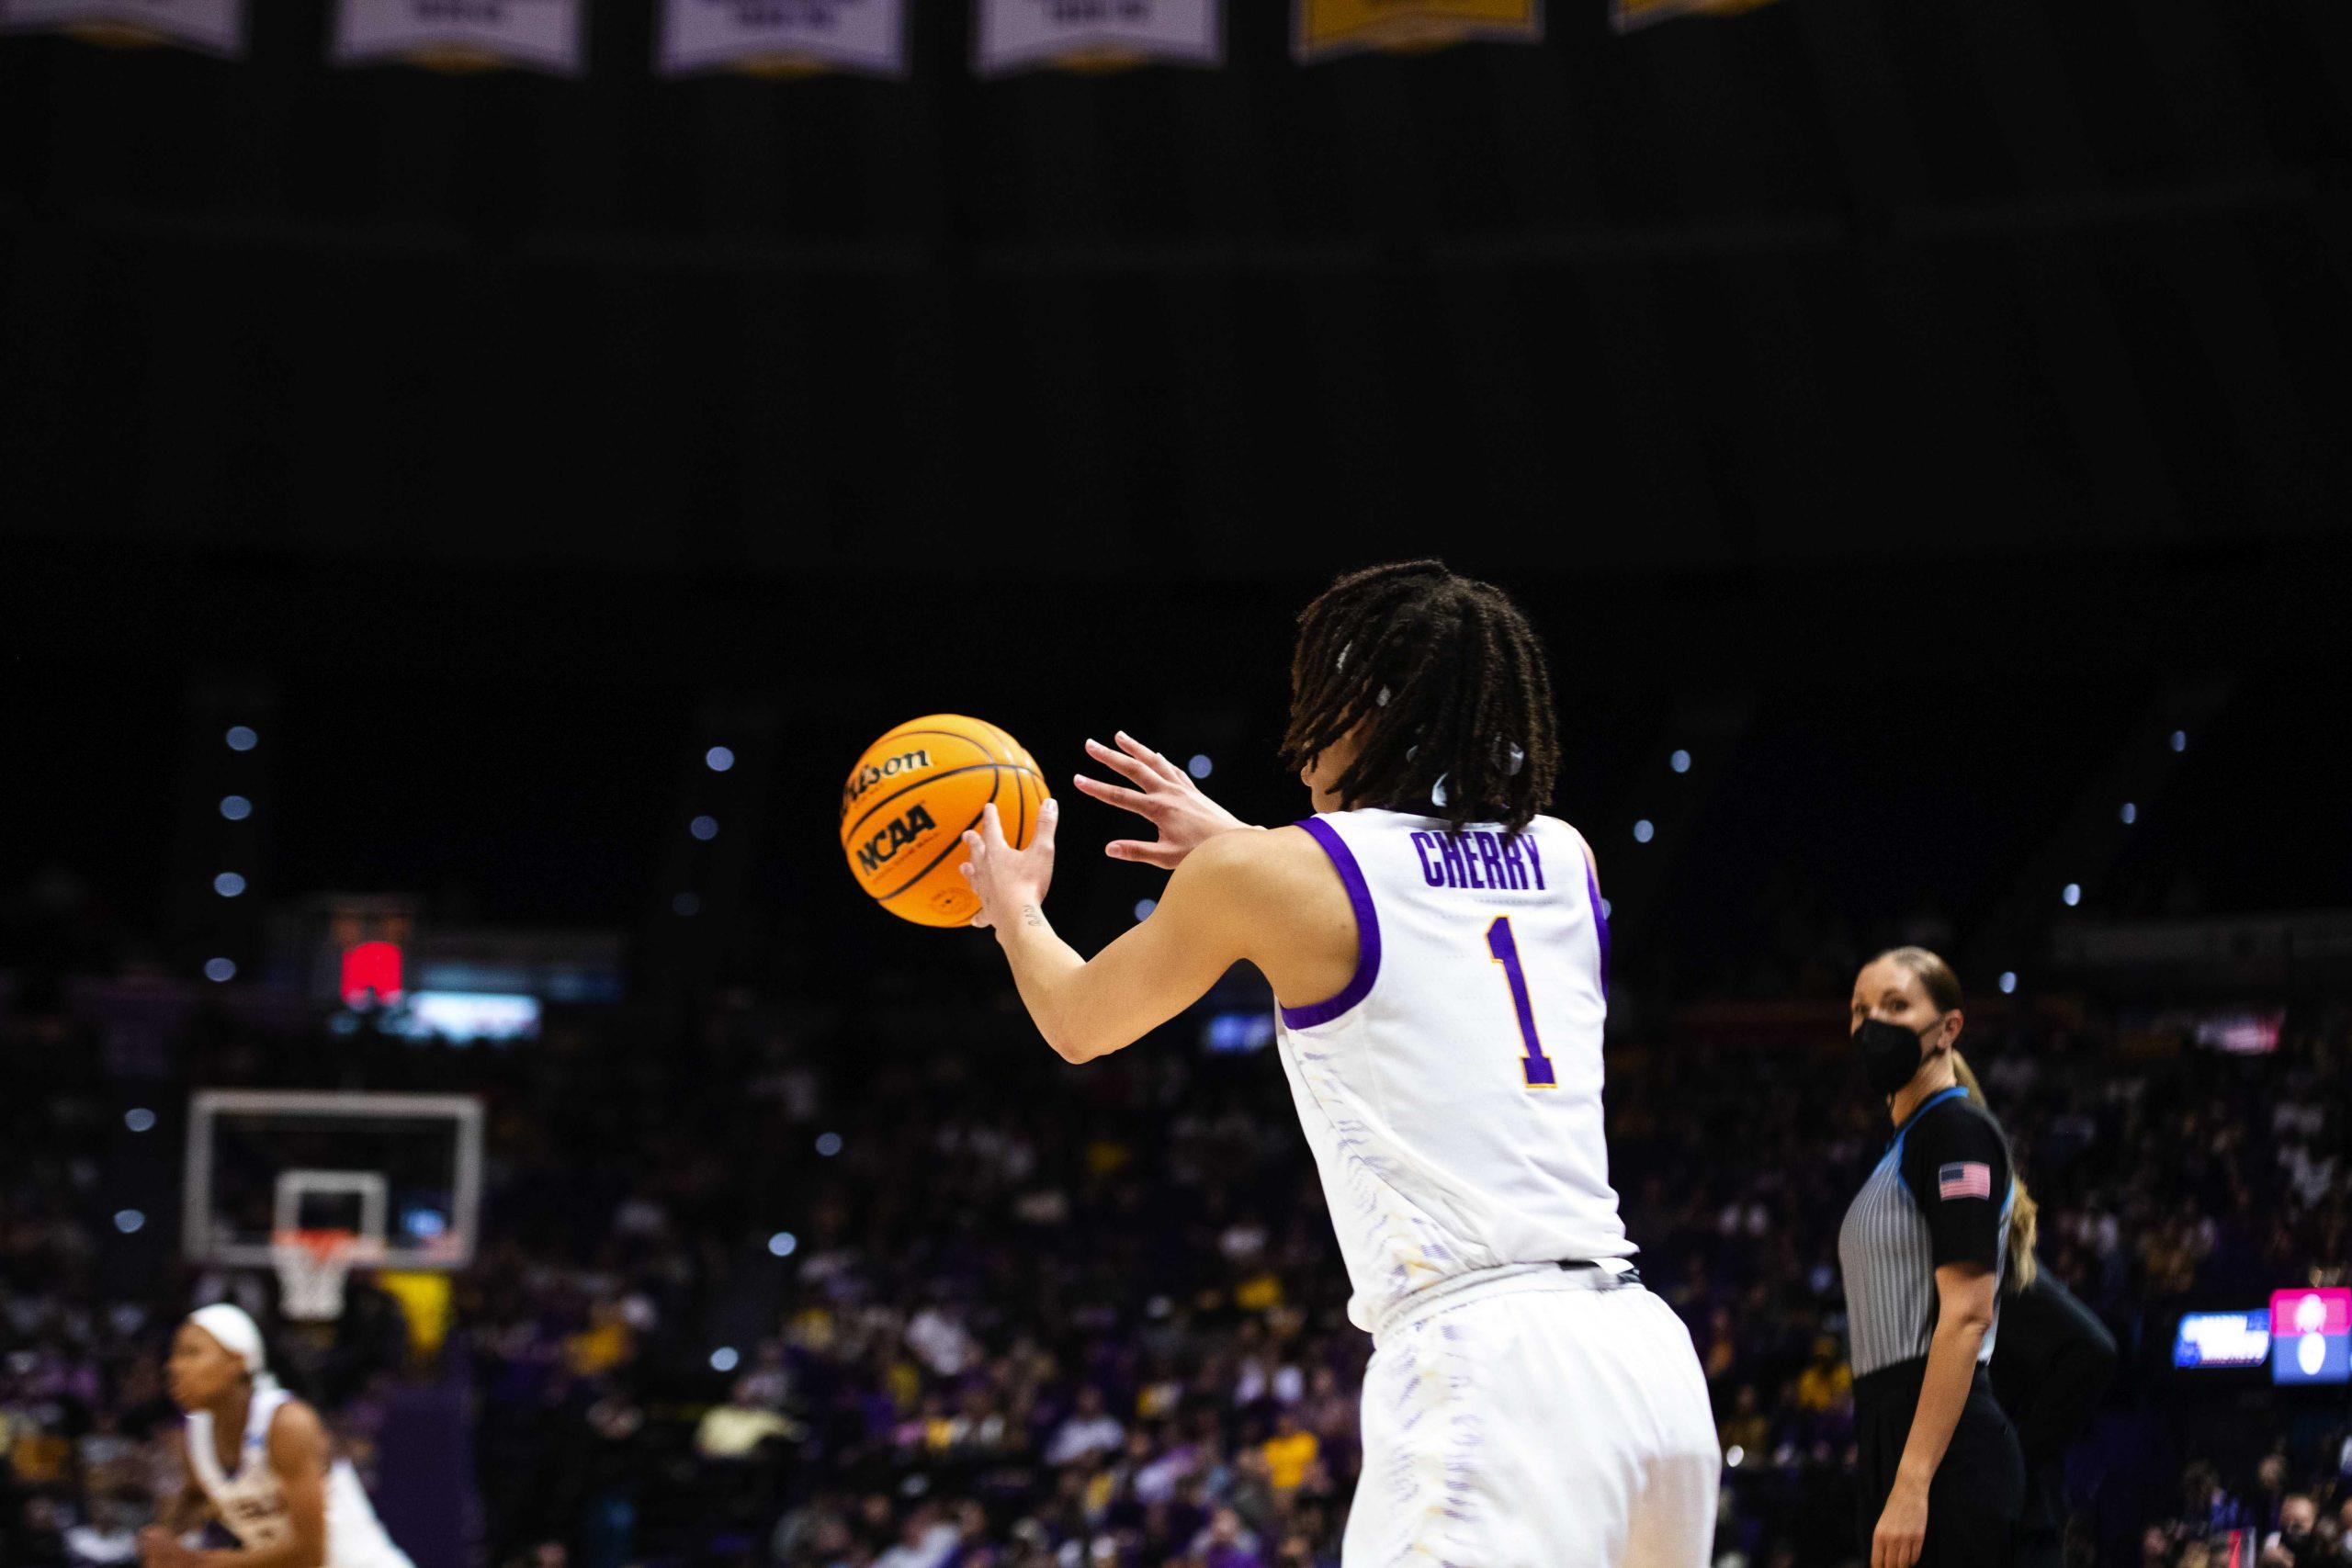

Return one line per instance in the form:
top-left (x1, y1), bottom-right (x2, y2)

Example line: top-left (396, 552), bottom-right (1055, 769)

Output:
top-left (1611, 0), bottom-right (1778, 32)
top-left (1295, 0), bottom-right (1541, 62)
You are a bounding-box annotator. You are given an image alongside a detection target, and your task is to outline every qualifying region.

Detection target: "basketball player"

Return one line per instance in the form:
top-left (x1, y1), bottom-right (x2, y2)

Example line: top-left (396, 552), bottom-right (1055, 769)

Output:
top-left (959, 560), bottom-right (1718, 1566)
top-left (141, 1303), bottom-right (413, 1568)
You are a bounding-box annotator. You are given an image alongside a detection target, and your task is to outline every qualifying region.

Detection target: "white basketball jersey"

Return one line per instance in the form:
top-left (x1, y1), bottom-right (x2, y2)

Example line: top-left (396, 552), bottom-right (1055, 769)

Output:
top-left (1272, 809), bottom-right (1632, 1333)
top-left (187, 1387), bottom-right (414, 1568)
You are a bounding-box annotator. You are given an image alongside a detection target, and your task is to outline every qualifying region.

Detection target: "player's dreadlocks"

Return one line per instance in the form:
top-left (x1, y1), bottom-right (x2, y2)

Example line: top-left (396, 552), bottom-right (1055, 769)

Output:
top-left (1280, 560), bottom-right (1559, 836)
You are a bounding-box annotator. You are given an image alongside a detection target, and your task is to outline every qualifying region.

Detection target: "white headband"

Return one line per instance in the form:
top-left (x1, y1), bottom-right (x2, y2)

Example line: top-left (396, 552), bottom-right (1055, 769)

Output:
top-left (188, 1303), bottom-right (271, 1383)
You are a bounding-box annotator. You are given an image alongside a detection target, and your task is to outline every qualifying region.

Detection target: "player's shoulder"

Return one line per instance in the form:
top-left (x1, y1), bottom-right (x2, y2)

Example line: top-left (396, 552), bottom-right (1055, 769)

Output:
top-left (263, 1396), bottom-right (329, 1462)
top-left (1178, 824), bottom-right (1322, 891)
top-left (1172, 823), bottom-right (1363, 912)
top-left (1531, 813), bottom-right (1597, 864)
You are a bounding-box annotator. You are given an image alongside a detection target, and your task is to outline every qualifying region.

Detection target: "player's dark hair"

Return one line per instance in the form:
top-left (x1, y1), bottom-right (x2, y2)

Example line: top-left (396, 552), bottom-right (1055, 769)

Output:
top-left (1280, 560), bottom-right (1558, 835)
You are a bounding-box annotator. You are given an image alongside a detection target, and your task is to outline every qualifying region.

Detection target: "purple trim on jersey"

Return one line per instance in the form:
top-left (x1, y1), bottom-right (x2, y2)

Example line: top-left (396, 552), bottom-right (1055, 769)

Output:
top-left (1279, 818), bottom-right (1382, 1029)
top-left (1584, 857), bottom-right (1611, 999)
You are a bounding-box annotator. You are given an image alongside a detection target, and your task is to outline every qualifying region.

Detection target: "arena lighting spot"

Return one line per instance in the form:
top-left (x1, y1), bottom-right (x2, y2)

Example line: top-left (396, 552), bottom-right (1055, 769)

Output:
top-left (815, 1133), bottom-right (843, 1157)
top-left (1134, 899), bottom-right (1157, 921)
top-left (1669, 750), bottom-right (1691, 773)
top-left (1998, 972), bottom-right (2018, 995)
top-left (1725, 1446), bottom-right (1744, 1469)
top-left (706, 746), bottom-right (735, 773)
top-left (768, 1232), bottom-right (797, 1258)
top-left (220, 795), bottom-right (253, 821)
top-left (673, 893), bottom-right (702, 918)
top-left (1600, 898), bottom-right (1613, 919)
top-left (690, 815), bottom-right (718, 840)
top-left (709, 1347), bottom-right (740, 1373)
top-left (1633, 819), bottom-right (1655, 844)
top-left (125, 1108), bottom-right (156, 1134)
top-left (212, 873), bottom-right (245, 898)
top-left (2062, 884), bottom-right (2082, 908)
top-left (224, 726), bottom-right (257, 752)
top-left (2170, 730), bottom-right (2188, 753)
top-left (203, 957), bottom-right (237, 983)
top-left (1188, 754), bottom-right (1213, 779)
top-left (114, 1210), bottom-right (144, 1235)
top-left (2120, 802), bottom-right (2138, 825)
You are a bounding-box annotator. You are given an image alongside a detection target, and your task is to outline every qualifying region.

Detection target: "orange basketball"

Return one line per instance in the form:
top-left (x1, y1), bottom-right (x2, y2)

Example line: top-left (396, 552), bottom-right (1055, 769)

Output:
top-left (839, 715), bottom-right (1050, 927)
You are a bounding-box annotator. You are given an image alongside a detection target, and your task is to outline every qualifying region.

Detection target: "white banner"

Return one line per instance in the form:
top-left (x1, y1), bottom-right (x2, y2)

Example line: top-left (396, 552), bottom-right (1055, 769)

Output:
top-left (0, 0), bottom-right (245, 55)
top-left (974, 0), bottom-right (1221, 76)
top-left (659, 0), bottom-right (910, 78)
top-left (333, 0), bottom-right (585, 76)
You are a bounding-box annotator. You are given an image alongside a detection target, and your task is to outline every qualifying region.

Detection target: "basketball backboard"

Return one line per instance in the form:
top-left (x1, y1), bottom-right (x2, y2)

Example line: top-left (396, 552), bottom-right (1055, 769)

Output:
top-left (183, 1090), bottom-right (483, 1270)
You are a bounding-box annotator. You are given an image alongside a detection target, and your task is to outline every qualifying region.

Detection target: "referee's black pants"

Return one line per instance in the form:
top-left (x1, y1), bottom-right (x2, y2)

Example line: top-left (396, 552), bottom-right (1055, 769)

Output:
top-left (1855, 1358), bottom-right (2025, 1568)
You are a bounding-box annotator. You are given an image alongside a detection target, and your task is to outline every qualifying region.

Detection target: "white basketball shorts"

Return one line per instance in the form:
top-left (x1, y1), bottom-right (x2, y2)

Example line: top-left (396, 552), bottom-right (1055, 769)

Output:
top-left (1343, 1268), bottom-right (1720, 1568)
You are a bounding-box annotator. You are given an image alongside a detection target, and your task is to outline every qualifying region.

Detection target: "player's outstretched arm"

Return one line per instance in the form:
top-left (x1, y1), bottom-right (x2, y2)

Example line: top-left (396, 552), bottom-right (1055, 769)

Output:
top-left (1070, 731), bottom-right (1260, 870)
top-left (143, 1402), bottom-right (332, 1568)
top-left (962, 800), bottom-right (1262, 1063)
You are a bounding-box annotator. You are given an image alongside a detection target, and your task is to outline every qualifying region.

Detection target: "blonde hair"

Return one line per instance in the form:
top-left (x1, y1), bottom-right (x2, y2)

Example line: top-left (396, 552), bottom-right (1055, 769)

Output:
top-left (1874, 946), bottom-right (2041, 1292)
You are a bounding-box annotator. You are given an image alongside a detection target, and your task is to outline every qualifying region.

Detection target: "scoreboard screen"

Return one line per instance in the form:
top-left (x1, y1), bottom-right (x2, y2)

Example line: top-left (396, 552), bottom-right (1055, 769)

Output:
top-left (2173, 1310), bottom-right (2269, 1371)
top-left (2271, 1289), bottom-right (2352, 1386)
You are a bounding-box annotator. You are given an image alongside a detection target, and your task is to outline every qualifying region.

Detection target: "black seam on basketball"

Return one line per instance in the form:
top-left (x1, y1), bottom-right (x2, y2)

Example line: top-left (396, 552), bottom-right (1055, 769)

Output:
top-left (867, 725), bottom-right (1015, 774)
top-left (842, 760), bottom-right (1005, 844)
top-left (864, 729), bottom-right (993, 753)
top-left (974, 720), bottom-right (1023, 765)
top-left (1014, 764), bottom-right (1030, 846)
top-left (873, 766), bottom-right (1045, 903)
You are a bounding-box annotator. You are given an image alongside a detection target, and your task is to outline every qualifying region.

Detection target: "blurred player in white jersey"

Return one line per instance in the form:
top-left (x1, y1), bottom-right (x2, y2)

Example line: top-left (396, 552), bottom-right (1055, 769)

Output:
top-left (142, 1304), bottom-right (413, 1568)
top-left (959, 560), bottom-right (1718, 1566)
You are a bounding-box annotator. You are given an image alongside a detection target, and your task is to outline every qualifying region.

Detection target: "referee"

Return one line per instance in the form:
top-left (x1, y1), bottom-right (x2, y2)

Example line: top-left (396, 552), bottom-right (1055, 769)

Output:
top-left (1838, 947), bottom-right (2028, 1568)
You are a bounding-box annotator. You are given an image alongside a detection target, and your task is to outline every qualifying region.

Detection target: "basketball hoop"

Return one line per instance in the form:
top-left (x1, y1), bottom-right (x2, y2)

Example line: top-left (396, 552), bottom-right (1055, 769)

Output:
top-left (272, 1229), bottom-right (371, 1322)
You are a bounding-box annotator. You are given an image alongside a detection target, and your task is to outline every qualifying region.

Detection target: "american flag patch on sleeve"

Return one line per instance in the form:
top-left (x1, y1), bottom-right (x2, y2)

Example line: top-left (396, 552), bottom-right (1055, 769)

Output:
top-left (1938, 1162), bottom-right (1993, 1200)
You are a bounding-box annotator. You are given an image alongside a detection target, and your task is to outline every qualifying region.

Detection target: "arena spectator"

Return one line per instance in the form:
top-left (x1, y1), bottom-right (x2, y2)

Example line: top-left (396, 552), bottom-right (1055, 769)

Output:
top-left (4, 907), bottom-right (2348, 1566)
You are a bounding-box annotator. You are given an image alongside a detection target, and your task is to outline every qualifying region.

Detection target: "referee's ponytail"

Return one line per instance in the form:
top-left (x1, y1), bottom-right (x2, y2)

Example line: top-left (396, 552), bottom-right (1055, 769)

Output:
top-left (1875, 946), bottom-right (2041, 1292)
top-left (1949, 1053), bottom-right (2039, 1291)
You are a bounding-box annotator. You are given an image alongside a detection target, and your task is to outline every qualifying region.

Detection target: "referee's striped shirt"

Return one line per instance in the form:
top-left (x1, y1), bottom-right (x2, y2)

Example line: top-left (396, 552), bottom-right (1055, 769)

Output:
top-left (1838, 1085), bottom-right (2015, 1377)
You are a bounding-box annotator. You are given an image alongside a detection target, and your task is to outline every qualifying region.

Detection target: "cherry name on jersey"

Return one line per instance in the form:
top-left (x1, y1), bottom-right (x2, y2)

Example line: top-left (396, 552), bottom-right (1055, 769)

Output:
top-left (1408, 828), bottom-right (1546, 892)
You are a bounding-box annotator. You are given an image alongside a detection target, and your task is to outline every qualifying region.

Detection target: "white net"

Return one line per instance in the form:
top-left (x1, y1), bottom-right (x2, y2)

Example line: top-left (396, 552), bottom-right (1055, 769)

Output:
top-left (272, 1231), bottom-right (360, 1322)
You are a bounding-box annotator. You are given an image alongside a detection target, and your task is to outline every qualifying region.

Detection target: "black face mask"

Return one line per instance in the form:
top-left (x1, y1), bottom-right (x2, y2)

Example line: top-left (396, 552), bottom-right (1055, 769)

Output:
top-left (1853, 1017), bottom-right (1937, 1099)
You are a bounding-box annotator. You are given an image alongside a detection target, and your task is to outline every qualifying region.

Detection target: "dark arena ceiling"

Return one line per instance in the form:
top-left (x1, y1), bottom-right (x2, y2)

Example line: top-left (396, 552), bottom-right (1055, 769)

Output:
top-left (3, 0), bottom-right (2349, 577)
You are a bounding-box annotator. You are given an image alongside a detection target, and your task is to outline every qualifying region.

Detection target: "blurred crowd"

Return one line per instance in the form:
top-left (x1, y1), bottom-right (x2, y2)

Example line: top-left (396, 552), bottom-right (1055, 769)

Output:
top-left (2132, 1454), bottom-right (2352, 1568)
top-left (4, 947), bottom-right (2349, 1566)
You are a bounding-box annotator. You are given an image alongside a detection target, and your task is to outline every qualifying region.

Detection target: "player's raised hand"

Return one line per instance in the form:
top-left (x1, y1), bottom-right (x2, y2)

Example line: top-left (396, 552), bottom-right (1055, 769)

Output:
top-left (960, 797), bottom-right (1057, 932)
top-left (1071, 732), bottom-right (1257, 871)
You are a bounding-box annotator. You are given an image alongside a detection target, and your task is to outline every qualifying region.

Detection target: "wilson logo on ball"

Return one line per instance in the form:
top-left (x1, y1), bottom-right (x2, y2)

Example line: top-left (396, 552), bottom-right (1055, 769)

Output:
top-left (840, 748), bottom-right (933, 817)
top-left (855, 804), bottom-right (938, 874)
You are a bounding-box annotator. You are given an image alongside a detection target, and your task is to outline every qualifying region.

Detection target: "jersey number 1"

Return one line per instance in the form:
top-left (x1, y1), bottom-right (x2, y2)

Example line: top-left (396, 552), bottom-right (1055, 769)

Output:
top-left (1486, 916), bottom-right (1556, 1089)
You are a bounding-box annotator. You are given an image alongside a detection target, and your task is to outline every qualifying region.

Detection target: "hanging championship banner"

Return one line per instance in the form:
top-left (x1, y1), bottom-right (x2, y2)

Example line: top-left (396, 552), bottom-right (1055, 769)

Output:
top-left (1294, 0), bottom-right (1540, 62)
top-left (659, 0), bottom-right (909, 79)
top-left (333, 0), bottom-right (585, 76)
top-left (973, 0), bottom-right (1221, 77)
top-left (1611, 0), bottom-right (1774, 32)
top-left (0, 0), bottom-right (245, 55)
